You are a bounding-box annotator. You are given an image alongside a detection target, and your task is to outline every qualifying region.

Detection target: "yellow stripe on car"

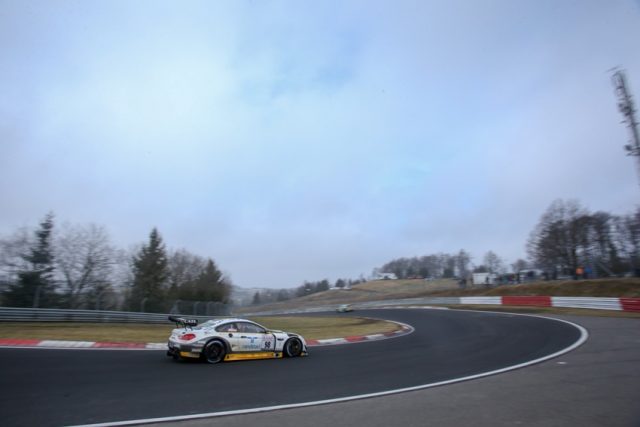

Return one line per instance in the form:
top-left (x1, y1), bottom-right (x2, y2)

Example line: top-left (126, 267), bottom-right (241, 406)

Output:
top-left (224, 352), bottom-right (283, 361)
top-left (179, 351), bottom-right (200, 359)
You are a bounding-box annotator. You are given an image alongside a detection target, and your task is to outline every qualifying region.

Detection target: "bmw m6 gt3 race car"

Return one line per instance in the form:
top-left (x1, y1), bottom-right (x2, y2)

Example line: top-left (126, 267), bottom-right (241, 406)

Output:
top-left (166, 316), bottom-right (308, 364)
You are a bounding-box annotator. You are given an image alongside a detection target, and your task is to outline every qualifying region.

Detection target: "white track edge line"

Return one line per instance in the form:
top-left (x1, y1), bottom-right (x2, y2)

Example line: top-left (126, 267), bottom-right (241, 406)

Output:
top-left (0, 318), bottom-right (415, 351)
top-left (69, 310), bottom-right (588, 427)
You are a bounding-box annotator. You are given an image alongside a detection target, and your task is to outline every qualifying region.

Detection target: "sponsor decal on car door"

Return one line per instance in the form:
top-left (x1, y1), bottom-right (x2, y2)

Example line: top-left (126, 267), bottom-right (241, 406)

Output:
top-left (262, 333), bottom-right (276, 351)
top-left (236, 322), bottom-right (264, 352)
top-left (239, 333), bottom-right (263, 351)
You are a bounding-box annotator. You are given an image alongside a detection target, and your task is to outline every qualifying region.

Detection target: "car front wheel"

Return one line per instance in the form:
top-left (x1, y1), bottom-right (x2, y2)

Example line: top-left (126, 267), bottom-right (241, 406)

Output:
top-left (283, 338), bottom-right (303, 357)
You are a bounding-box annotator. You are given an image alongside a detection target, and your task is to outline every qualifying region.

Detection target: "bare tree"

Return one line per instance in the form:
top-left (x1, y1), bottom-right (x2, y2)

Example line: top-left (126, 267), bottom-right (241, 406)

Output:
top-left (483, 250), bottom-right (504, 274)
top-left (167, 249), bottom-right (206, 299)
top-left (55, 223), bottom-right (115, 309)
top-left (527, 199), bottom-right (589, 275)
top-left (0, 227), bottom-right (32, 287)
top-left (511, 258), bottom-right (529, 273)
top-left (455, 249), bottom-right (472, 278)
top-left (585, 211), bottom-right (626, 276)
top-left (615, 208), bottom-right (640, 275)
top-left (166, 249), bottom-right (231, 305)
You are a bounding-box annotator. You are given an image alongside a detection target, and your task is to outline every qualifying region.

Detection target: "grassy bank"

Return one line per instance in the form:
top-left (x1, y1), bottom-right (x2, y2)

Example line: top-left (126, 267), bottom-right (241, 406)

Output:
top-left (0, 316), bottom-right (401, 343)
top-left (236, 278), bottom-right (640, 314)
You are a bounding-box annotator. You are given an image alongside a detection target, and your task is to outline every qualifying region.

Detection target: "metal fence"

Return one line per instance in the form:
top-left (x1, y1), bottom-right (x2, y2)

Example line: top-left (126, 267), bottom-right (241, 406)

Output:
top-left (2, 295), bottom-right (637, 321)
top-left (242, 295), bottom-right (639, 315)
top-left (0, 307), bottom-right (215, 324)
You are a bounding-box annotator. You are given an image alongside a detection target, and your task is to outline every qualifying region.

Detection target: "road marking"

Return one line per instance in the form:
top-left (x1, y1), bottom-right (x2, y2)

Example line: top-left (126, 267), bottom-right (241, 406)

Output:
top-left (68, 310), bottom-right (588, 427)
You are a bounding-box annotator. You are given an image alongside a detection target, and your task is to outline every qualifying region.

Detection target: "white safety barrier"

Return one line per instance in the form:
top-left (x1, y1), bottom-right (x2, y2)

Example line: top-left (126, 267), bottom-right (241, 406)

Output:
top-left (551, 297), bottom-right (622, 311)
top-left (460, 296), bottom-right (502, 305)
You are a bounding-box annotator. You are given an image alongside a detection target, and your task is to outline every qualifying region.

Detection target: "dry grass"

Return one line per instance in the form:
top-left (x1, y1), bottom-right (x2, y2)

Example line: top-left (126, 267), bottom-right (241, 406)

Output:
top-left (0, 323), bottom-right (172, 342)
top-left (235, 279), bottom-right (460, 313)
top-left (0, 316), bottom-right (401, 343)
top-left (249, 316), bottom-right (401, 339)
top-left (236, 277), bottom-right (640, 314)
top-left (349, 279), bottom-right (458, 294)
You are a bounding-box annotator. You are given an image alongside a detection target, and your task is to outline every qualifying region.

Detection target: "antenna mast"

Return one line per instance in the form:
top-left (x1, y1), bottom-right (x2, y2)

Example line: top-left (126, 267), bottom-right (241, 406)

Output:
top-left (611, 69), bottom-right (640, 185)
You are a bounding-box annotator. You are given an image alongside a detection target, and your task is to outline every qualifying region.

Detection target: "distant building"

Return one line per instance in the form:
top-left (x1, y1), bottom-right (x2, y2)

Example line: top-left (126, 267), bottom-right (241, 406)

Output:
top-left (472, 272), bottom-right (497, 286)
top-left (373, 272), bottom-right (398, 280)
top-left (518, 269), bottom-right (545, 282)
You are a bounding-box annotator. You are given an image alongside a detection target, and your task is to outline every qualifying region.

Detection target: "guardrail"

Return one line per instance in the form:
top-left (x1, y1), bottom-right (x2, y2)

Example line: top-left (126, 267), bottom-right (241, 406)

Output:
top-left (3, 296), bottom-right (640, 321)
top-left (550, 297), bottom-right (622, 311)
top-left (244, 295), bottom-right (640, 315)
top-left (0, 307), bottom-right (214, 324)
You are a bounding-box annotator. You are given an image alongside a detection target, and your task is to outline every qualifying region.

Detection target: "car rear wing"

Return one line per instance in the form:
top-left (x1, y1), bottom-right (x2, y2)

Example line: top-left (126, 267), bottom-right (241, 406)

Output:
top-left (168, 315), bottom-right (198, 329)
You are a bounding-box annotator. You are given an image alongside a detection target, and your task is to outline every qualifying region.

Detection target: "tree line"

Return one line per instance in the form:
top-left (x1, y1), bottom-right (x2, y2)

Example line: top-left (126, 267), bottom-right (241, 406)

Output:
top-left (375, 199), bottom-right (640, 282)
top-left (247, 198), bottom-right (640, 306)
top-left (0, 213), bottom-right (231, 312)
top-left (526, 199), bottom-right (639, 278)
top-left (2, 198), bottom-right (638, 310)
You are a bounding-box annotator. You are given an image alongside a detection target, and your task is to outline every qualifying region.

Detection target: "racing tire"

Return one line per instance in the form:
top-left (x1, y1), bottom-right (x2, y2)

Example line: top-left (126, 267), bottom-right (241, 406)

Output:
top-left (203, 340), bottom-right (227, 364)
top-left (283, 338), bottom-right (303, 357)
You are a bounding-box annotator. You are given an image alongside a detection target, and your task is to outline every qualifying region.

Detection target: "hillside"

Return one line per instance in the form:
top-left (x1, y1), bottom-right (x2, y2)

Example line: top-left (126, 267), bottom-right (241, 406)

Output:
top-left (235, 277), bottom-right (640, 313)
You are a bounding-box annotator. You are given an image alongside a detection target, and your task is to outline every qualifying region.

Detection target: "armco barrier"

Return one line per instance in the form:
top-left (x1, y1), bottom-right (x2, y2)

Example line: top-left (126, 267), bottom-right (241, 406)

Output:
top-left (458, 296), bottom-right (639, 312)
top-left (503, 296), bottom-right (552, 307)
top-left (459, 296), bottom-right (501, 305)
top-left (0, 307), bottom-right (215, 324)
top-left (551, 297), bottom-right (622, 311)
top-left (3, 296), bottom-right (640, 321)
top-left (620, 298), bottom-right (640, 312)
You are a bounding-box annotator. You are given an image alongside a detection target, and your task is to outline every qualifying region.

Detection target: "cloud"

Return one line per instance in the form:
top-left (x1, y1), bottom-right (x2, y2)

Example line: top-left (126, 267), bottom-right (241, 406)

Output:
top-left (1, 1), bottom-right (639, 287)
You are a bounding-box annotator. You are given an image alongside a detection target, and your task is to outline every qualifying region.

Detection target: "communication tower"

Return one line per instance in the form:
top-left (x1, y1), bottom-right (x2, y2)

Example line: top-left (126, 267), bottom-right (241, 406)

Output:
top-left (611, 69), bottom-right (640, 185)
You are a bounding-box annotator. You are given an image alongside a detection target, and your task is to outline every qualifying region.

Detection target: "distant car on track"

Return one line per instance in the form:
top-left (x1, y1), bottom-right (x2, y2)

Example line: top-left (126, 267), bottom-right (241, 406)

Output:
top-left (167, 316), bottom-right (308, 364)
top-left (336, 304), bottom-right (353, 313)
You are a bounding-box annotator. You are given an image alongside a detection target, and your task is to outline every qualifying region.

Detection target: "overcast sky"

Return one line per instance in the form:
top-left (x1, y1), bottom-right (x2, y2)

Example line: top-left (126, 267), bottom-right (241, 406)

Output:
top-left (1, 1), bottom-right (639, 288)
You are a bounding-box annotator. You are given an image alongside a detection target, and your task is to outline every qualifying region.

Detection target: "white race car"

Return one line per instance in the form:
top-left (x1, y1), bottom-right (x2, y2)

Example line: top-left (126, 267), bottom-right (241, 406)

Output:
top-left (166, 316), bottom-right (309, 364)
top-left (336, 304), bottom-right (353, 313)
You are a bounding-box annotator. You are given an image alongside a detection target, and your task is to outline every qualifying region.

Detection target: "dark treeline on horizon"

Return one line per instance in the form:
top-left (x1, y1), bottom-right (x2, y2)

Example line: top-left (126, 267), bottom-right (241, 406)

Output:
top-left (0, 215), bottom-right (231, 313)
top-left (1, 198), bottom-right (639, 310)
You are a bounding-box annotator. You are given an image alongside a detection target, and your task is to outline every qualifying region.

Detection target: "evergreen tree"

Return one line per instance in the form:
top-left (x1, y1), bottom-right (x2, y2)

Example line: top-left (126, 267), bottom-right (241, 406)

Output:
top-left (316, 279), bottom-right (330, 292)
top-left (192, 259), bottom-right (230, 303)
top-left (252, 291), bottom-right (261, 305)
top-left (130, 228), bottom-right (168, 312)
top-left (3, 213), bottom-right (57, 307)
top-left (276, 289), bottom-right (290, 301)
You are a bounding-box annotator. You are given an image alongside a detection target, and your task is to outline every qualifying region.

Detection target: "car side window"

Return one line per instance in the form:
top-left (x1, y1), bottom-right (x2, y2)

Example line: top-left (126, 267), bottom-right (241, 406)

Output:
top-left (240, 322), bottom-right (265, 334)
top-left (216, 323), bottom-right (238, 332)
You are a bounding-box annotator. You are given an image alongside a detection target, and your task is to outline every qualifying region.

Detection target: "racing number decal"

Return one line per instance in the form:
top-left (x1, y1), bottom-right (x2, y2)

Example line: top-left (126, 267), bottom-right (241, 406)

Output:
top-left (263, 334), bottom-right (275, 350)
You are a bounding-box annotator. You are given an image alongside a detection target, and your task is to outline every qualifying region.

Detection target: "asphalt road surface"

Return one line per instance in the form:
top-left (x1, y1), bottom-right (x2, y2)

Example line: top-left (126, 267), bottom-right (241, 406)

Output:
top-left (159, 313), bottom-right (639, 427)
top-left (0, 309), bottom-right (583, 426)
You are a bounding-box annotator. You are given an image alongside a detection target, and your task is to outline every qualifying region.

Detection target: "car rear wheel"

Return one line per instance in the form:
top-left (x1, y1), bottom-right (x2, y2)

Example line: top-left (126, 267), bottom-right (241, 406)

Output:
top-left (203, 340), bottom-right (226, 364)
top-left (283, 338), bottom-right (303, 357)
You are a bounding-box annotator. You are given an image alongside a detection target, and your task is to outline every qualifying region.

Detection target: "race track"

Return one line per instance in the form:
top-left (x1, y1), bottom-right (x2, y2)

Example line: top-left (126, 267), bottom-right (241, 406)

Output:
top-left (0, 309), bottom-right (583, 426)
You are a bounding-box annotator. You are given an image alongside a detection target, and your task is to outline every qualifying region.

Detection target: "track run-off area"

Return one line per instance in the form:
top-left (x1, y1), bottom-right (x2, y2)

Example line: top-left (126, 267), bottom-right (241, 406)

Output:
top-left (0, 309), bottom-right (586, 427)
